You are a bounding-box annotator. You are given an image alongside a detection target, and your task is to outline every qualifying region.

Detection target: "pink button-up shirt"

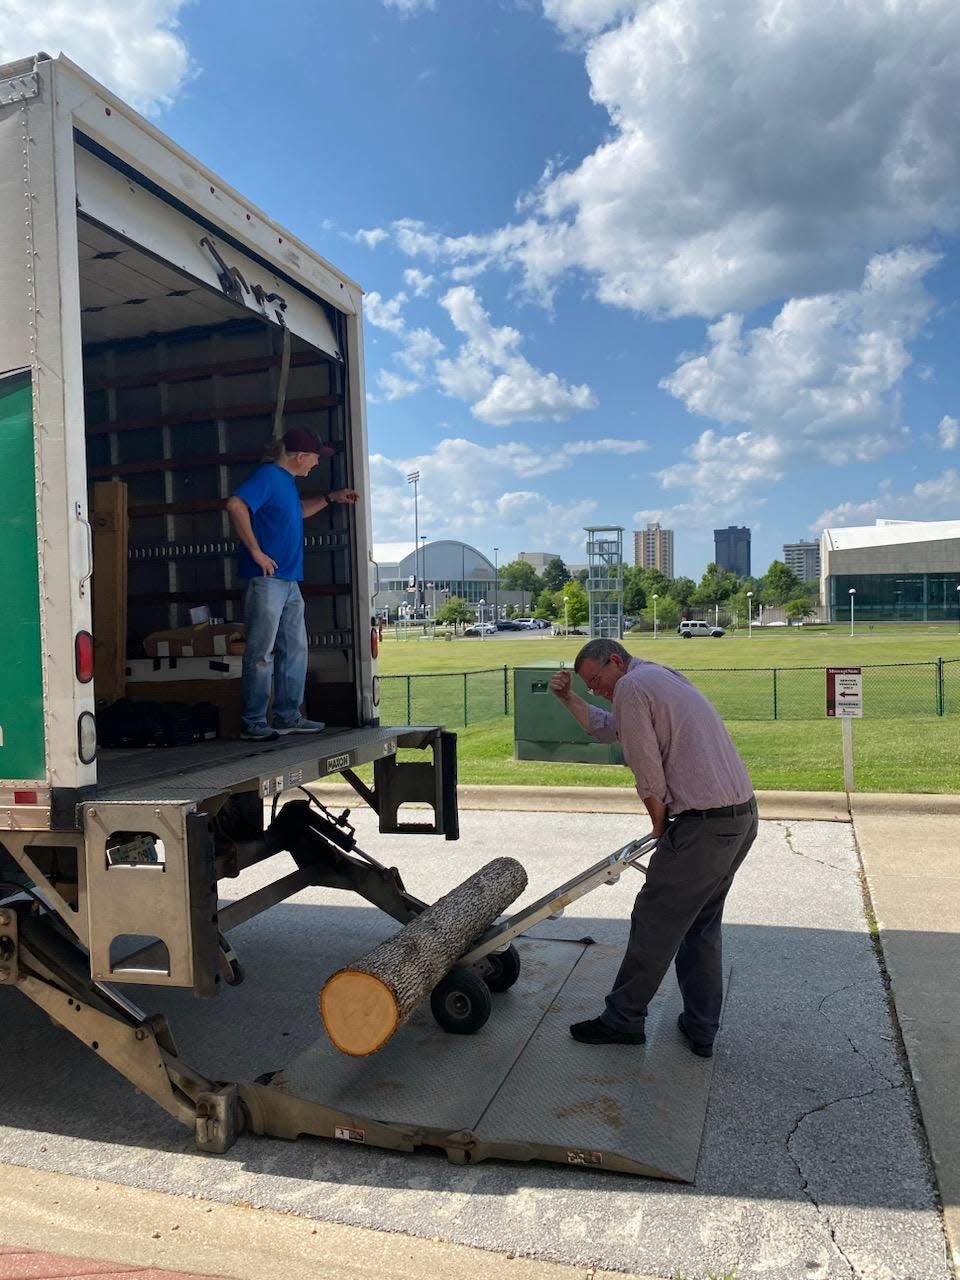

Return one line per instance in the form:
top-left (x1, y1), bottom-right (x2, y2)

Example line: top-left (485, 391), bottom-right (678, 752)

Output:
top-left (586, 658), bottom-right (753, 815)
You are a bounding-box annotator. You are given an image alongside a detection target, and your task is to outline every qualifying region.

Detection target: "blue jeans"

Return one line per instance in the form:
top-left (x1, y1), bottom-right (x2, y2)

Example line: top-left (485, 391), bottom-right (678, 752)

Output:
top-left (241, 576), bottom-right (308, 732)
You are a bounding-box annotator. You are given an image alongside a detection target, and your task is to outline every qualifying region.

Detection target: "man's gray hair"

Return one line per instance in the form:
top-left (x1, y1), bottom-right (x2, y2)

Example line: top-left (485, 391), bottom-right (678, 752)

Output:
top-left (574, 638), bottom-right (631, 673)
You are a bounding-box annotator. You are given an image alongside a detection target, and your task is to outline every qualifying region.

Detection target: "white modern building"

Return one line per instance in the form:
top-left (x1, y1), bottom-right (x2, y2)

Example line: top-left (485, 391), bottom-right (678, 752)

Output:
top-left (820, 519), bottom-right (960, 621)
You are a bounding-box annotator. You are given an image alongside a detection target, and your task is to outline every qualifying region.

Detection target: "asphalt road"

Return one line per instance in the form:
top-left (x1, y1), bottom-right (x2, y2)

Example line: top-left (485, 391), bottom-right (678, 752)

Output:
top-left (0, 809), bottom-right (949, 1280)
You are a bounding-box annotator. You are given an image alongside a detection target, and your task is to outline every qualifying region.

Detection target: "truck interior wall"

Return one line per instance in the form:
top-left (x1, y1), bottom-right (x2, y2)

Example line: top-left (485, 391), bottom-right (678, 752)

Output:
top-left (78, 218), bottom-right (360, 733)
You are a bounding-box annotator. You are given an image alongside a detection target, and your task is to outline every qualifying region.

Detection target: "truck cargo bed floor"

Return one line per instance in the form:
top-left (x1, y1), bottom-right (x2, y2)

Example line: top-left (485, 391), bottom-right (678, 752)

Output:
top-left (95, 726), bottom-right (405, 804)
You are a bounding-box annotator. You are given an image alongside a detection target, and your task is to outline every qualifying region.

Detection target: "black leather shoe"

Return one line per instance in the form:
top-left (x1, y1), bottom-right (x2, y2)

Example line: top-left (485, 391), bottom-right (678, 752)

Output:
top-left (569, 1016), bottom-right (645, 1045)
top-left (677, 1013), bottom-right (713, 1058)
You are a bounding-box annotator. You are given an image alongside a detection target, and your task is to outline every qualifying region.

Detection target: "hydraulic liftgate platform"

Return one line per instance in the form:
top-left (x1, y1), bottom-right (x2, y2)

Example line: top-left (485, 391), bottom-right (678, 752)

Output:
top-left (2, 808), bottom-right (726, 1183)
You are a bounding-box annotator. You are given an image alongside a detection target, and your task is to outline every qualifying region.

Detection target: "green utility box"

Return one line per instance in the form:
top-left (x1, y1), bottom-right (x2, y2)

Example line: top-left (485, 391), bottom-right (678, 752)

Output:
top-left (513, 661), bottom-right (624, 765)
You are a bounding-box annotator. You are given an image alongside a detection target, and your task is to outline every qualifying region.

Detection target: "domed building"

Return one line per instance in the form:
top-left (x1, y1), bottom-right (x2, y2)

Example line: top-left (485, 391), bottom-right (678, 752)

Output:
top-left (374, 539), bottom-right (499, 618)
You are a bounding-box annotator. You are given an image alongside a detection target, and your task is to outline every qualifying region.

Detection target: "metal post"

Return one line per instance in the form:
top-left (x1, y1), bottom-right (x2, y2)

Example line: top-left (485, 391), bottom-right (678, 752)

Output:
top-left (937, 656), bottom-right (944, 716)
top-left (463, 672), bottom-right (468, 725)
top-left (772, 667), bottom-right (778, 720)
top-left (406, 674), bottom-right (412, 724)
top-left (503, 665), bottom-right (509, 716)
top-left (407, 471), bottom-right (420, 616)
top-left (652, 594), bottom-right (658, 638)
top-left (494, 546), bottom-right (499, 622)
top-left (841, 718), bottom-right (855, 792)
top-left (849, 587), bottom-right (856, 637)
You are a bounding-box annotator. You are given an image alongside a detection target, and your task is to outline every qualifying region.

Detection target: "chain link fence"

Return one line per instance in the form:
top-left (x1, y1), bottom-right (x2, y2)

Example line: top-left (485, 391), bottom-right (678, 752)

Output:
top-left (379, 667), bottom-right (510, 727)
top-left (380, 659), bottom-right (960, 726)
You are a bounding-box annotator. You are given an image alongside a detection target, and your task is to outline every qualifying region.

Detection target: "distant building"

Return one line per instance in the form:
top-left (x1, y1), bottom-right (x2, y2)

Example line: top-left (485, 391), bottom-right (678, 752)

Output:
top-left (634, 523), bottom-right (674, 577)
top-left (714, 525), bottom-right (751, 577)
top-left (821, 519), bottom-right (960, 621)
top-left (783, 539), bottom-right (821, 581)
top-left (517, 551), bottom-right (559, 572)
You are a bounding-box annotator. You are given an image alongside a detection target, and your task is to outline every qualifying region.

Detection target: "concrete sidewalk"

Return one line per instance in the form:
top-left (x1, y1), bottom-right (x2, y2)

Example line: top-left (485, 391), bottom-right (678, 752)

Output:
top-left (0, 789), bottom-right (956, 1279)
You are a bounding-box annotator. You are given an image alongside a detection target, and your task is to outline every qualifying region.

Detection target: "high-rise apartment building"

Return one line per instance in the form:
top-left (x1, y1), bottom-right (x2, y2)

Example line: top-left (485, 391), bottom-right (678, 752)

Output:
top-left (633, 523), bottom-right (674, 577)
top-left (783, 539), bottom-right (821, 581)
top-left (714, 525), bottom-right (751, 577)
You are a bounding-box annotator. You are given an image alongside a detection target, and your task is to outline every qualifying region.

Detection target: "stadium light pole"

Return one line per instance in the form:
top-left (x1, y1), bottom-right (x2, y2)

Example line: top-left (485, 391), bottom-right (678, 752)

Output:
top-left (652, 593), bottom-right (658, 638)
top-left (747, 590), bottom-right (753, 638)
top-left (406, 471), bottom-right (420, 616)
top-left (849, 587), bottom-right (856, 638)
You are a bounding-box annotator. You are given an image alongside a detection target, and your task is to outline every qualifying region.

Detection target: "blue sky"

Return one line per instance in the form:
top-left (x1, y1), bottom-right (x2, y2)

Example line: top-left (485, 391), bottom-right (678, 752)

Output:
top-left (4, 0), bottom-right (960, 577)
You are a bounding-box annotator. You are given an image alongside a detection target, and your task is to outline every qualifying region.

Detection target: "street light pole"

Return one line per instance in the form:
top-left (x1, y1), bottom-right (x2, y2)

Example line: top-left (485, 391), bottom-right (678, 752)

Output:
top-left (652, 593), bottom-right (658, 638)
top-left (494, 546), bottom-right (499, 622)
top-left (849, 587), bottom-right (856, 637)
top-left (406, 471), bottom-right (420, 616)
top-left (747, 590), bottom-right (753, 638)
top-left (419, 535), bottom-right (427, 614)
top-left (478, 598), bottom-right (486, 640)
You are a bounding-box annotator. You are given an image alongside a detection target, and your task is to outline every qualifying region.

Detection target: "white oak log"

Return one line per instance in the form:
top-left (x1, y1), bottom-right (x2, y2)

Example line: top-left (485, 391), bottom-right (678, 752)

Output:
top-left (319, 856), bottom-right (527, 1056)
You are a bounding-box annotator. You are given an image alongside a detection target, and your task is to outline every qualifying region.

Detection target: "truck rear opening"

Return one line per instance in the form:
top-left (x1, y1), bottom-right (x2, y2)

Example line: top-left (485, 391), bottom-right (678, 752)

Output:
top-left (78, 219), bottom-right (358, 755)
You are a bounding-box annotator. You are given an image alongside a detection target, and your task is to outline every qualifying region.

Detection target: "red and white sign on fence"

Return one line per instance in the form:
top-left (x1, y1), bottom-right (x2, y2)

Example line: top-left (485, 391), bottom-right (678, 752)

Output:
top-left (826, 667), bottom-right (863, 718)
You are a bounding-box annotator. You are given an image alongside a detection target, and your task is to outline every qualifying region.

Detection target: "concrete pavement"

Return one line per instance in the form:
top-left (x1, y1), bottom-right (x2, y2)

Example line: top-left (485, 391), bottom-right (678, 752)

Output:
top-left (0, 791), bottom-right (956, 1279)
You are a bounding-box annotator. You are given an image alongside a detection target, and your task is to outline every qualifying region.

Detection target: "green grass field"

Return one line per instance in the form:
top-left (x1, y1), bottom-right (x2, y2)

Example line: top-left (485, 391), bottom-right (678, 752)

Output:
top-left (375, 624), bottom-right (960, 793)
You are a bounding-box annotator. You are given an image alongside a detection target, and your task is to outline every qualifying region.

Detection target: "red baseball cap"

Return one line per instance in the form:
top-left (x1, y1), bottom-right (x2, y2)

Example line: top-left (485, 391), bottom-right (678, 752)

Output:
top-left (282, 427), bottom-right (335, 457)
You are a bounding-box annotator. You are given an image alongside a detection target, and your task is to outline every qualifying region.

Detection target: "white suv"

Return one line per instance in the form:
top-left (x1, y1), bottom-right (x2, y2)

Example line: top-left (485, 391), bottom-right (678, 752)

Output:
top-left (678, 619), bottom-right (725, 639)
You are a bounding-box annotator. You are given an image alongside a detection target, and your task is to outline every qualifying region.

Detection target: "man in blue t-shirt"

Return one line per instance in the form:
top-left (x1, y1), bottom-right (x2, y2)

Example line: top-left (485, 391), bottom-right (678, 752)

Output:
top-left (226, 427), bottom-right (359, 741)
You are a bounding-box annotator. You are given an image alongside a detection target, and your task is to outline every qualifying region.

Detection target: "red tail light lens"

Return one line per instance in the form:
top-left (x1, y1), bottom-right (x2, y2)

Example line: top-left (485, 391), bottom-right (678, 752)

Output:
top-left (75, 630), bottom-right (94, 683)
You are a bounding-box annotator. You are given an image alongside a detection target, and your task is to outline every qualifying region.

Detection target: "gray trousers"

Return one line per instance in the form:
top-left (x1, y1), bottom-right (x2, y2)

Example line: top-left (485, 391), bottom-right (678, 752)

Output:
top-left (603, 802), bottom-right (758, 1041)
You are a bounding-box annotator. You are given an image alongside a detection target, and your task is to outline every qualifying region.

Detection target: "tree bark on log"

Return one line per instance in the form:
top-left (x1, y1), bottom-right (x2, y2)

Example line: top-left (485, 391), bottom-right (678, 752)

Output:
top-left (319, 856), bottom-right (527, 1056)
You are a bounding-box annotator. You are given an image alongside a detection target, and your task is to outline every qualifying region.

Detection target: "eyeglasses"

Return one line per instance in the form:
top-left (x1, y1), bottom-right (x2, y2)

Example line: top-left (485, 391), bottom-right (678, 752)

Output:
top-left (581, 659), bottom-right (612, 693)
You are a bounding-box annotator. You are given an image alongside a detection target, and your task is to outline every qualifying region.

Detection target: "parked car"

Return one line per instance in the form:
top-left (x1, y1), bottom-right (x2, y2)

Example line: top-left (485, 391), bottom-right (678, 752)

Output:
top-left (516, 618), bottom-right (550, 629)
top-left (677, 620), bottom-right (725, 638)
top-left (496, 619), bottom-right (524, 630)
top-left (464, 622), bottom-right (497, 636)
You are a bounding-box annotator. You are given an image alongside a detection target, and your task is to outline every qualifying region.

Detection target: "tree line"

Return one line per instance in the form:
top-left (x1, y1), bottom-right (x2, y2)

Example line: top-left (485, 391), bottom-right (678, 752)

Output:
top-left (434, 556), bottom-right (818, 630)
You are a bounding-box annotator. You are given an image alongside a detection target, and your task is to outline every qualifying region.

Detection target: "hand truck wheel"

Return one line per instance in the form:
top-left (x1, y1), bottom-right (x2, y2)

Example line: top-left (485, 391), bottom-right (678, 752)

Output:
top-left (430, 965), bottom-right (492, 1034)
top-left (483, 943), bottom-right (521, 993)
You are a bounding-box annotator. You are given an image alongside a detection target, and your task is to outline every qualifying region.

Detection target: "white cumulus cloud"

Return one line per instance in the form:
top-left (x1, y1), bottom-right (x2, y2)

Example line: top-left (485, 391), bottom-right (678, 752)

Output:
top-left (369, 434), bottom-right (648, 555)
top-left (437, 286), bottom-right (597, 424)
top-left (0, 0), bottom-right (194, 115)
top-left (938, 416), bottom-right (959, 449)
top-left (656, 248), bottom-right (938, 502)
top-left (815, 470), bottom-right (960, 528)
top-left (403, 268), bottom-right (435, 296)
top-left (383, 0), bottom-right (436, 12)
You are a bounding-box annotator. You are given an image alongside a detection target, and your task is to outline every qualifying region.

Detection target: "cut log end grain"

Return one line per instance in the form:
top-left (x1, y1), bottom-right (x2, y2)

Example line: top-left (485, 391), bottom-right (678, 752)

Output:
top-left (319, 971), bottom-right (398, 1056)
top-left (320, 855), bottom-right (528, 1057)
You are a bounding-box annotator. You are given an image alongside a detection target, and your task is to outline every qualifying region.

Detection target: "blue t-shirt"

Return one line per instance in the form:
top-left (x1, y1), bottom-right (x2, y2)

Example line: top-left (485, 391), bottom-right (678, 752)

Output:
top-left (233, 463), bottom-right (305, 581)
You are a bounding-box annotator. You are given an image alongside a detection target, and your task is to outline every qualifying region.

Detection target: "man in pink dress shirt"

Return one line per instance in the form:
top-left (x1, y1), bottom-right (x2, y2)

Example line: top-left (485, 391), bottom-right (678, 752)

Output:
top-left (550, 638), bottom-right (757, 1055)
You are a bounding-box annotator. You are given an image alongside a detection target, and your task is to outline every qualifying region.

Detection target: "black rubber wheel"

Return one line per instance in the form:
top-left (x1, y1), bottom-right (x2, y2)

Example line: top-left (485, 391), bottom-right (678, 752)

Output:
top-left (430, 966), bottom-right (493, 1034)
top-left (483, 944), bottom-right (522, 993)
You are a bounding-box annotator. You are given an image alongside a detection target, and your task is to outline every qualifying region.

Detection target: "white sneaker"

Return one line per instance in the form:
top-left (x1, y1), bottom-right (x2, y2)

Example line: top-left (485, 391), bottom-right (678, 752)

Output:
top-left (274, 717), bottom-right (326, 735)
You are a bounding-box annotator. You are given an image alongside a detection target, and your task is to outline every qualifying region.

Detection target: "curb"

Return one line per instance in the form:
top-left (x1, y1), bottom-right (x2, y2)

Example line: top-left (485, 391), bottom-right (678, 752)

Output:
top-left (309, 782), bottom-right (960, 822)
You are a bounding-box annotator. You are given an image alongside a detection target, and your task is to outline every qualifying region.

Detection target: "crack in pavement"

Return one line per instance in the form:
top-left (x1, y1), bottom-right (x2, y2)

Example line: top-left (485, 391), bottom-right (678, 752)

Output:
top-left (782, 824), bottom-right (851, 874)
top-left (817, 983), bottom-right (902, 1088)
top-left (786, 1081), bottom-right (906, 1280)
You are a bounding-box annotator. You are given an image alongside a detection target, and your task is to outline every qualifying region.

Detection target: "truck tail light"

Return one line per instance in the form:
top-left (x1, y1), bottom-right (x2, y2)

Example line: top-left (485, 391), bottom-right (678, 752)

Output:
top-left (14, 790), bottom-right (38, 805)
top-left (370, 626), bottom-right (379, 659)
top-left (75, 630), bottom-right (94, 683)
top-left (78, 711), bottom-right (97, 764)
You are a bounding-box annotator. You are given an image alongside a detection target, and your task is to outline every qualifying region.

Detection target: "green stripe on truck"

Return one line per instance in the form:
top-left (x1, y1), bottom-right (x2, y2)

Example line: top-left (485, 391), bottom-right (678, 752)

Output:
top-left (0, 372), bottom-right (46, 781)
